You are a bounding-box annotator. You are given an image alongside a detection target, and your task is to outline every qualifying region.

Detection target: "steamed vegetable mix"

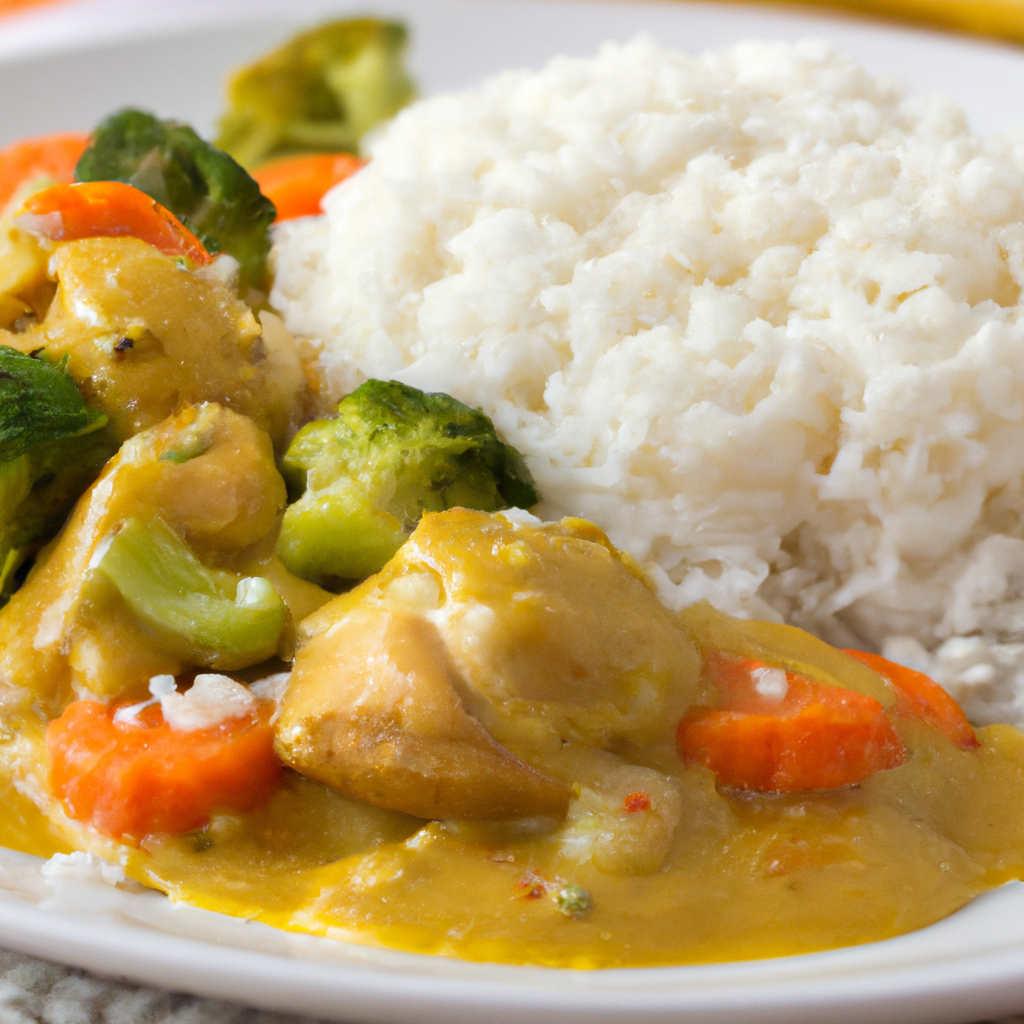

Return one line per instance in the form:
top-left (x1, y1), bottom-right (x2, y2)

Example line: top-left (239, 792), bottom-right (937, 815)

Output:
top-left (75, 109), bottom-right (275, 288)
top-left (216, 18), bottom-right (415, 168)
top-left (0, 346), bottom-right (114, 603)
top-left (276, 379), bottom-right (539, 585)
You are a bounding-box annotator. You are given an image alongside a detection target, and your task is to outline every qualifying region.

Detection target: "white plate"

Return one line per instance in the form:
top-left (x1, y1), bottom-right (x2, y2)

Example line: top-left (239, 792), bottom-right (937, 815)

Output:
top-left (3, 1), bottom-right (1024, 1021)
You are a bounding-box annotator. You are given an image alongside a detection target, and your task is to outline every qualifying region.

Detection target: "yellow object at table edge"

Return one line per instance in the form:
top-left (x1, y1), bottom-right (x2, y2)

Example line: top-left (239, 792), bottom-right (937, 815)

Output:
top-left (3, 0), bottom-right (1024, 47)
top-left (698, 0), bottom-right (1024, 46)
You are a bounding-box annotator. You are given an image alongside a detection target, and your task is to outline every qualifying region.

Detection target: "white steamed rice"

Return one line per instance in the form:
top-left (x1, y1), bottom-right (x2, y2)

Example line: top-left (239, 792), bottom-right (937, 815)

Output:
top-left (271, 36), bottom-right (1024, 725)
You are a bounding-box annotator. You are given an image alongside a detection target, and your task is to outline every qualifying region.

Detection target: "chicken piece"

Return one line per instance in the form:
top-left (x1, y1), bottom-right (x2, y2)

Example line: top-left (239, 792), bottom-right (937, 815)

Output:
top-left (0, 403), bottom-right (327, 709)
top-left (276, 509), bottom-right (702, 819)
top-left (556, 759), bottom-right (686, 875)
top-left (0, 223), bottom-right (49, 330)
top-left (0, 237), bottom-right (304, 447)
top-left (279, 605), bottom-right (569, 819)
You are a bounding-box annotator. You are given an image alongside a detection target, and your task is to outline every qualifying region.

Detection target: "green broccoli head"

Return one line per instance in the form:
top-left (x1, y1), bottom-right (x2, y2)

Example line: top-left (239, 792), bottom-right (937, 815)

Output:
top-left (215, 18), bottom-right (415, 169)
top-left (75, 109), bottom-right (276, 290)
top-left (0, 344), bottom-right (106, 462)
top-left (276, 379), bottom-right (539, 584)
top-left (0, 346), bottom-right (115, 602)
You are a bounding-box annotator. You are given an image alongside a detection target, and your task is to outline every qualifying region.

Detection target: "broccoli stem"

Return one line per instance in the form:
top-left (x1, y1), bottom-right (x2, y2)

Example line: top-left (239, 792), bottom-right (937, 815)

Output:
top-left (95, 517), bottom-right (286, 670)
top-left (276, 483), bottom-right (409, 583)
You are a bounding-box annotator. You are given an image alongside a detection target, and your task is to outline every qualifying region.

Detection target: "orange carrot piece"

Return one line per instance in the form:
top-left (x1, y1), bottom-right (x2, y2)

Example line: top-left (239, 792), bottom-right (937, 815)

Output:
top-left (0, 131), bottom-right (89, 212)
top-left (677, 652), bottom-right (906, 792)
top-left (253, 153), bottom-right (364, 222)
top-left (18, 181), bottom-right (213, 265)
top-left (842, 649), bottom-right (979, 750)
top-left (46, 698), bottom-right (280, 844)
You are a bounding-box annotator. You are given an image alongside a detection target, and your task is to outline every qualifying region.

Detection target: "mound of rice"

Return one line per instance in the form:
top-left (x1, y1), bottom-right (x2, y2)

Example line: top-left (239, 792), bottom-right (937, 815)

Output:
top-left (271, 37), bottom-right (1024, 725)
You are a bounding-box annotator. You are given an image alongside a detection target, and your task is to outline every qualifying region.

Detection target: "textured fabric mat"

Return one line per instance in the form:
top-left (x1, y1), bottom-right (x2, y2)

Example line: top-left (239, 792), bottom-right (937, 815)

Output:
top-left (0, 949), bottom-right (327, 1024)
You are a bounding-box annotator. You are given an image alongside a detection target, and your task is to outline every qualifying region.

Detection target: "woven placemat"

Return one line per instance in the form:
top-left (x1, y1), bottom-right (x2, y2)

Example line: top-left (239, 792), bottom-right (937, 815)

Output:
top-left (0, 948), bottom-right (326, 1024)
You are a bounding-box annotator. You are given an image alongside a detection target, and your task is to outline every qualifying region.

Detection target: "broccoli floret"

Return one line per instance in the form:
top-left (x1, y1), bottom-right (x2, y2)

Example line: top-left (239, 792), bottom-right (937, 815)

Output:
top-left (0, 344), bottom-right (106, 461)
top-left (1, 431), bottom-right (117, 597)
top-left (75, 110), bottom-right (276, 290)
top-left (215, 18), bottom-right (415, 169)
top-left (276, 379), bottom-right (539, 584)
top-left (0, 346), bottom-right (114, 603)
top-left (95, 516), bottom-right (287, 671)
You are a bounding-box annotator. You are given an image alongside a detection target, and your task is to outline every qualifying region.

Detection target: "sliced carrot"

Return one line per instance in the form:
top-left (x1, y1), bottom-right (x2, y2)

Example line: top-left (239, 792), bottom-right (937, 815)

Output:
top-left (46, 698), bottom-right (280, 844)
top-left (17, 181), bottom-right (213, 265)
top-left (842, 649), bottom-right (979, 750)
top-left (0, 132), bottom-right (89, 213)
top-left (677, 652), bottom-right (907, 792)
top-left (252, 153), bottom-right (364, 222)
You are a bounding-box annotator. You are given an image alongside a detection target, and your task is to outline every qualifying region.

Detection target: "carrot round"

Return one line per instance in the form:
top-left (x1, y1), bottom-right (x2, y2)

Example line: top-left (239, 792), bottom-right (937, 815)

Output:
top-left (0, 132), bottom-right (89, 213)
top-left (18, 181), bottom-right (213, 265)
top-left (253, 153), bottom-right (364, 222)
top-left (842, 649), bottom-right (979, 750)
top-left (677, 652), bottom-right (907, 792)
top-left (46, 698), bottom-right (280, 844)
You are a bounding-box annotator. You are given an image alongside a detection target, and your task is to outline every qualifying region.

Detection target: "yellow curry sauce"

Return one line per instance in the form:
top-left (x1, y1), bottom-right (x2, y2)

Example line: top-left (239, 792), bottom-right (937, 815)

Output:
top-left (2, 505), bottom-right (1024, 967)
